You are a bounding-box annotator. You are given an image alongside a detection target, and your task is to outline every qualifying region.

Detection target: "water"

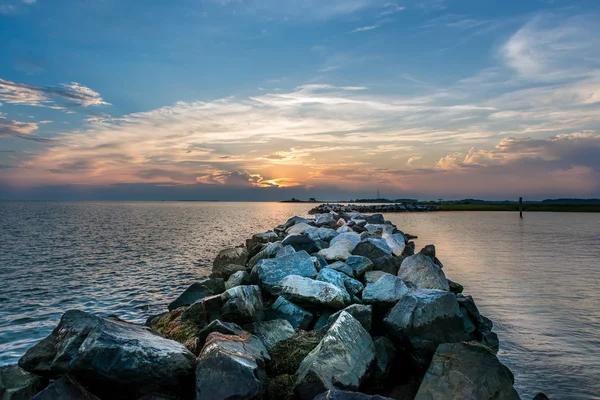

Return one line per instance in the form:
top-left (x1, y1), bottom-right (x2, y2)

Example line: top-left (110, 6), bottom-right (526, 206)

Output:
top-left (1, 202), bottom-right (598, 399)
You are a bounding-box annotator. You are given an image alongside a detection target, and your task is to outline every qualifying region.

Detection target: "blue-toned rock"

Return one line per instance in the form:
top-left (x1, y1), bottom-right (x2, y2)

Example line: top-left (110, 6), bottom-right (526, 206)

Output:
top-left (326, 261), bottom-right (354, 277)
top-left (330, 232), bottom-right (361, 250)
top-left (345, 255), bottom-right (374, 278)
top-left (282, 234), bottom-right (321, 254)
top-left (256, 251), bottom-right (318, 292)
top-left (398, 254), bottom-right (449, 291)
top-left (246, 319), bottom-right (296, 351)
top-left (316, 269), bottom-right (352, 305)
top-left (362, 274), bottom-right (409, 307)
top-left (168, 277), bottom-right (225, 311)
top-left (219, 285), bottom-right (264, 325)
top-left (352, 238), bottom-right (392, 261)
top-left (327, 304), bottom-right (372, 331)
top-left (313, 390), bottom-right (394, 400)
top-left (272, 275), bottom-right (349, 310)
top-left (266, 296), bottom-right (313, 330)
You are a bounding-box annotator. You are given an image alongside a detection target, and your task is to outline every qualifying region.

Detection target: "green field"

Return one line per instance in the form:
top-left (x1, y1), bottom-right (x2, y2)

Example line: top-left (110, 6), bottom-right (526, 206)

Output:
top-left (434, 203), bottom-right (600, 212)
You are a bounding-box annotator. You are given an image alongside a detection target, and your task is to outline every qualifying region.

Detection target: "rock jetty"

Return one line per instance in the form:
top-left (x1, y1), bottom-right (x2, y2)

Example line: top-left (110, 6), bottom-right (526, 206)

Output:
top-left (2, 210), bottom-right (539, 400)
top-left (309, 203), bottom-right (437, 214)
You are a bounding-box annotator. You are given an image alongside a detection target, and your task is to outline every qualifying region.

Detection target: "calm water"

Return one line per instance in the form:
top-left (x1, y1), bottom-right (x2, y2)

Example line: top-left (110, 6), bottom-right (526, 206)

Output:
top-left (1, 202), bottom-right (598, 399)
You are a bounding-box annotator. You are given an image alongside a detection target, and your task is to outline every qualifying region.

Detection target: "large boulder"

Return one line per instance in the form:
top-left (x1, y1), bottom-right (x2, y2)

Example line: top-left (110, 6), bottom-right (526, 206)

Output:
top-left (282, 234), bottom-right (321, 253)
top-left (371, 336), bottom-right (396, 386)
top-left (398, 254), bottom-right (449, 291)
top-left (19, 310), bottom-right (196, 398)
top-left (246, 231), bottom-right (279, 255)
top-left (0, 364), bottom-right (48, 400)
top-left (327, 304), bottom-right (372, 332)
top-left (276, 245), bottom-right (296, 258)
top-left (371, 255), bottom-right (400, 275)
top-left (326, 261), bottom-right (354, 277)
top-left (246, 319), bottom-right (296, 351)
top-left (307, 227), bottom-right (339, 243)
top-left (256, 251), bottom-right (318, 292)
top-left (364, 271), bottom-right (391, 284)
top-left (382, 232), bottom-right (406, 257)
top-left (313, 390), bottom-right (394, 400)
top-left (272, 275), bottom-right (349, 310)
top-left (31, 375), bottom-right (98, 400)
top-left (330, 232), bottom-right (361, 250)
top-left (315, 213), bottom-right (336, 227)
top-left (294, 312), bottom-right (376, 400)
top-left (362, 274), bottom-right (409, 308)
top-left (248, 241), bottom-right (284, 268)
top-left (345, 255), bottom-right (374, 278)
top-left (284, 216), bottom-right (313, 231)
top-left (316, 269), bottom-right (352, 305)
top-left (225, 270), bottom-right (251, 289)
top-left (352, 238), bottom-right (392, 261)
top-left (168, 277), bottom-right (225, 311)
top-left (213, 247), bottom-right (248, 271)
top-left (414, 342), bottom-right (520, 400)
top-left (211, 263), bottom-right (247, 280)
top-left (266, 296), bottom-right (313, 330)
top-left (318, 239), bottom-right (353, 262)
top-left (267, 329), bottom-right (327, 377)
top-left (364, 214), bottom-right (385, 224)
top-left (195, 332), bottom-right (269, 400)
top-left (383, 290), bottom-right (469, 367)
top-left (219, 285), bottom-right (264, 325)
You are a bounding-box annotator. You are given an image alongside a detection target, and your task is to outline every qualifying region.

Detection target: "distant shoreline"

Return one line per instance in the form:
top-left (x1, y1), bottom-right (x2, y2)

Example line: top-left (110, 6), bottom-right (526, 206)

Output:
top-left (436, 203), bottom-right (600, 212)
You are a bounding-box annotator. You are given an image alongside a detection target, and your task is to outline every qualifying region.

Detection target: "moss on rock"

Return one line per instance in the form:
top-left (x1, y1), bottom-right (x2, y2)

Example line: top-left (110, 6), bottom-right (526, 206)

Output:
top-left (267, 328), bottom-right (326, 376)
top-left (266, 374), bottom-right (296, 400)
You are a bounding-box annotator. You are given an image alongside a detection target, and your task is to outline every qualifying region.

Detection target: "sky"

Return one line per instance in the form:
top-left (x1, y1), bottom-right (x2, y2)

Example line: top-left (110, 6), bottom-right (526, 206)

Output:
top-left (1, 0), bottom-right (600, 201)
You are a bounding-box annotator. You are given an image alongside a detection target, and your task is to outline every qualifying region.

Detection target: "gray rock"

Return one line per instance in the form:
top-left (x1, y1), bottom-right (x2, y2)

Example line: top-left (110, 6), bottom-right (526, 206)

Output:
top-left (327, 304), bottom-right (372, 331)
top-left (276, 245), bottom-right (296, 258)
top-left (246, 319), bottom-right (296, 351)
top-left (195, 332), bottom-right (269, 400)
top-left (211, 263), bottom-right (246, 280)
top-left (481, 330), bottom-right (500, 353)
top-left (345, 255), bottom-right (374, 278)
top-left (341, 275), bottom-right (364, 297)
top-left (414, 342), bottom-right (520, 400)
top-left (272, 275), bottom-right (349, 310)
top-left (282, 234), bottom-right (321, 254)
top-left (330, 232), bottom-right (361, 250)
top-left (225, 270), bottom-right (251, 290)
top-left (31, 375), bottom-right (98, 400)
top-left (0, 364), bottom-right (48, 400)
top-left (19, 310), bottom-right (195, 398)
top-left (372, 336), bottom-right (395, 385)
top-left (307, 227), bottom-right (339, 243)
top-left (398, 254), bottom-right (449, 291)
top-left (315, 213), bottom-right (336, 227)
top-left (256, 251), bottom-right (318, 292)
top-left (448, 279), bottom-right (464, 294)
top-left (371, 255), bottom-right (400, 275)
top-left (364, 214), bottom-right (385, 224)
top-left (294, 312), bottom-right (376, 400)
top-left (362, 274), bottom-right (409, 307)
top-left (314, 312), bottom-right (334, 329)
top-left (168, 277), bottom-right (225, 311)
top-left (266, 296), bottom-right (313, 330)
top-left (313, 390), bottom-right (394, 400)
top-left (316, 269), bottom-right (352, 305)
top-left (364, 270), bottom-right (391, 284)
top-left (284, 216), bottom-right (313, 230)
top-left (382, 232), bottom-right (406, 257)
top-left (248, 241), bottom-right (284, 268)
top-left (383, 290), bottom-right (469, 367)
top-left (313, 254), bottom-right (328, 270)
top-left (533, 393), bottom-right (549, 400)
top-left (213, 247), bottom-right (248, 271)
top-left (326, 261), bottom-right (354, 277)
top-left (247, 231), bottom-right (279, 253)
top-left (287, 222), bottom-right (317, 236)
top-left (352, 238), bottom-right (392, 261)
top-left (318, 239), bottom-right (353, 262)
top-left (219, 285), bottom-right (264, 325)
top-left (198, 319), bottom-right (245, 345)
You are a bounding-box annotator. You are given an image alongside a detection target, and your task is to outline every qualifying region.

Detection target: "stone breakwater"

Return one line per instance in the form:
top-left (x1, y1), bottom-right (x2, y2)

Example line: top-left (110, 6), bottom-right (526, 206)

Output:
top-left (0, 211), bottom-right (547, 400)
top-left (309, 203), bottom-right (438, 214)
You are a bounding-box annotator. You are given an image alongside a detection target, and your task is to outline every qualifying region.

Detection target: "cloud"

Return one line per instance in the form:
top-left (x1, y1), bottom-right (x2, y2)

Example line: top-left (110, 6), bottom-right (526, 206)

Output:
top-left (0, 4), bottom-right (16, 14)
top-left (407, 155), bottom-right (422, 166)
top-left (501, 15), bottom-right (600, 81)
top-left (351, 19), bottom-right (391, 33)
top-left (0, 78), bottom-right (110, 109)
top-left (0, 120), bottom-right (56, 143)
top-left (380, 3), bottom-right (405, 16)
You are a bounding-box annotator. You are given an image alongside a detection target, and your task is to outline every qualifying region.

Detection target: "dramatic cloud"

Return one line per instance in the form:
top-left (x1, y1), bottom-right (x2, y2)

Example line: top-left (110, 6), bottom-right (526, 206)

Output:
top-left (0, 78), bottom-right (110, 109)
top-left (0, 120), bottom-right (55, 143)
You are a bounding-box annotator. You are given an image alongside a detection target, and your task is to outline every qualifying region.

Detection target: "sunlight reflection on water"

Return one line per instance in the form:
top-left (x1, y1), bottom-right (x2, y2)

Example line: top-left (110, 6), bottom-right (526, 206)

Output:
top-left (1, 203), bottom-right (598, 399)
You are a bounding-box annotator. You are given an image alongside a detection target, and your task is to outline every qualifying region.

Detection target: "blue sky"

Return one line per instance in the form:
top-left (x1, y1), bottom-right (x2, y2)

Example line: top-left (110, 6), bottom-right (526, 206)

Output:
top-left (1, 0), bottom-right (600, 200)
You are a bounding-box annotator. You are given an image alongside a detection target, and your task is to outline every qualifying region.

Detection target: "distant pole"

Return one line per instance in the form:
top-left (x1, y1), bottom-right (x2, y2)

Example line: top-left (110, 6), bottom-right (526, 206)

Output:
top-left (519, 197), bottom-right (523, 218)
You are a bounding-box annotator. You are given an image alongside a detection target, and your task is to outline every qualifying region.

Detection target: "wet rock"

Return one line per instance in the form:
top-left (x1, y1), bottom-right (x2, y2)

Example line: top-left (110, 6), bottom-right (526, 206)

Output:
top-left (371, 255), bottom-right (400, 275)
top-left (284, 216), bottom-right (313, 230)
top-left (318, 239), bottom-right (353, 262)
top-left (168, 278), bottom-right (225, 311)
top-left (272, 275), bottom-right (349, 310)
top-left (19, 310), bottom-right (195, 398)
top-left (225, 270), bottom-right (251, 290)
top-left (213, 247), bottom-right (248, 271)
top-left (398, 254), bottom-right (449, 291)
top-left (195, 332), bottom-right (269, 400)
top-left (219, 285), bottom-right (264, 325)
top-left (345, 255), bottom-right (374, 278)
top-left (414, 342), bottom-right (520, 400)
top-left (266, 296), bottom-right (313, 330)
top-left (330, 232), bottom-right (361, 250)
top-left (532, 393), bottom-right (549, 400)
top-left (282, 234), bottom-right (321, 254)
top-left (267, 329), bottom-right (327, 376)
top-left (364, 214), bottom-right (385, 224)
top-left (481, 330), bottom-right (500, 353)
top-left (276, 245), bottom-right (296, 258)
top-left (294, 312), bottom-right (376, 400)
top-left (364, 270), bottom-right (391, 284)
top-left (382, 232), bottom-right (406, 257)
top-left (287, 222), bottom-right (317, 236)
top-left (247, 231), bottom-right (279, 254)
top-left (313, 390), bottom-right (394, 400)
top-left (248, 241), bottom-right (284, 268)
top-left (383, 290), bottom-right (469, 368)
top-left (198, 319), bottom-right (244, 345)
top-left (419, 244), bottom-right (436, 260)
top-left (362, 274), bottom-right (409, 308)
top-left (307, 227), bottom-right (339, 243)
top-left (371, 336), bottom-right (395, 385)
top-left (315, 213), bottom-right (336, 227)
top-left (313, 254), bottom-right (329, 270)
top-left (0, 364), bottom-right (48, 400)
top-left (448, 279), bottom-right (464, 294)
top-left (480, 315), bottom-right (494, 331)
top-left (246, 319), bottom-right (296, 351)
top-left (316, 268), bottom-right (352, 305)
top-left (31, 375), bottom-right (98, 400)
top-left (352, 238), bottom-right (392, 261)
top-left (256, 251), bottom-right (318, 292)
top-left (326, 261), bottom-right (354, 277)
top-left (327, 304), bottom-right (372, 331)
top-left (341, 275), bottom-right (364, 297)
top-left (211, 263), bottom-right (246, 280)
